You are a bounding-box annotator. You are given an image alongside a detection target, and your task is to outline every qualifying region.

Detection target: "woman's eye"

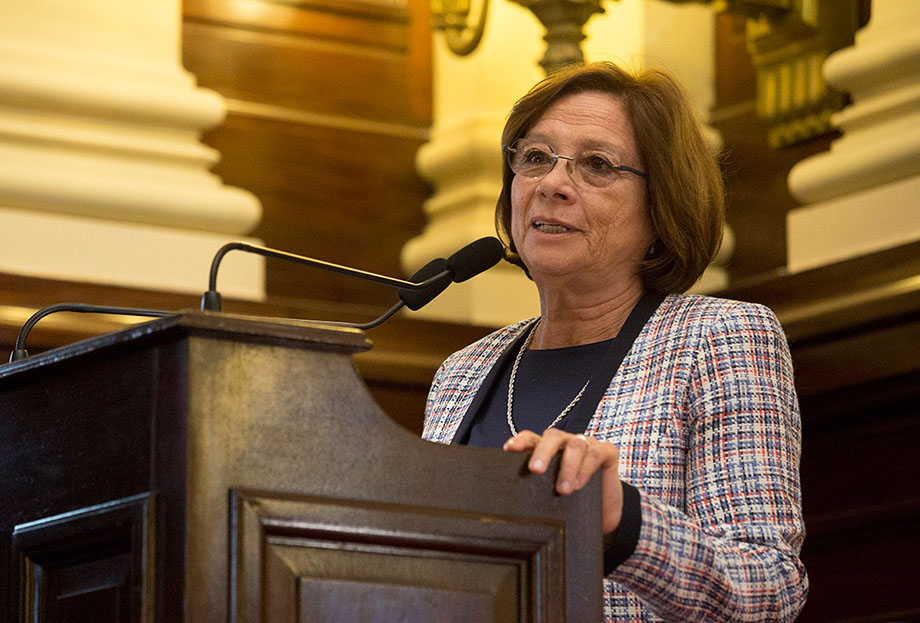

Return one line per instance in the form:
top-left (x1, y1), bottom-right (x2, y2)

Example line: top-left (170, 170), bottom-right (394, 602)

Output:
top-left (523, 149), bottom-right (551, 164)
top-left (583, 154), bottom-right (615, 173)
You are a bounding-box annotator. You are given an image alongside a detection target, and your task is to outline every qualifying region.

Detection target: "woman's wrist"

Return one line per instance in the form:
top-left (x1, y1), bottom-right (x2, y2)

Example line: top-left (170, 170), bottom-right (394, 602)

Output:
top-left (603, 481), bottom-right (642, 575)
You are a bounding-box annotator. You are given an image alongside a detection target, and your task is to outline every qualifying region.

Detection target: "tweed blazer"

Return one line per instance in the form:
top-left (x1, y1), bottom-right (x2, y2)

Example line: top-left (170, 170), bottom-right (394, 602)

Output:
top-left (423, 293), bottom-right (808, 623)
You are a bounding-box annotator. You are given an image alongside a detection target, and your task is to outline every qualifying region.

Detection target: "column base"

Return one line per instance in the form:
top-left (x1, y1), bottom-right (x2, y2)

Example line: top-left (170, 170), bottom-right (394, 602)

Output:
top-left (0, 207), bottom-right (264, 300)
top-left (787, 174), bottom-right (920, 273)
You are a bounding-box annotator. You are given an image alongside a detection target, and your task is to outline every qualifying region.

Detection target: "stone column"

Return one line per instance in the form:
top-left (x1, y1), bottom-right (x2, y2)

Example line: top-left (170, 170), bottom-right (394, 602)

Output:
top-left (402, 0), bottom-right (546, 326)
top-left (786, 0), bottom-right (920, 272)
top-left (405, 0), bottom-right (727, 326)
top-left (0, 1), bottom-right (263, 299)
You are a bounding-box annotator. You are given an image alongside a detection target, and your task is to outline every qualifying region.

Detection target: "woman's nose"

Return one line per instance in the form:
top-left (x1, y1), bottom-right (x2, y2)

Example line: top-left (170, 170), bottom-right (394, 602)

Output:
top-left (539, 156), bottom-right (577, 198)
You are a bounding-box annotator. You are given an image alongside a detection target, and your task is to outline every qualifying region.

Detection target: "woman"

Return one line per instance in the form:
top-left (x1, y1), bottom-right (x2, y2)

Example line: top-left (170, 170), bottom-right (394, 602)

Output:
top-left (423, 62), bottom-right (807, 622)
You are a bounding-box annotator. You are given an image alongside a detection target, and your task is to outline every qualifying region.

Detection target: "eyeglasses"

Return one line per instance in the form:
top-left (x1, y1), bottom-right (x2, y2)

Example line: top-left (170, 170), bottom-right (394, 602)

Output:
top-left (503, 139), bottom-right (647, 187)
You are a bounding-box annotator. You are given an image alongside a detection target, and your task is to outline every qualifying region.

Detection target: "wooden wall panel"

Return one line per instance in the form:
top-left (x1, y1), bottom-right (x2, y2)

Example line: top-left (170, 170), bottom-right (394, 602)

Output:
top-left (182, 0), bottom-right (432, 306)
top-left (201, 113), bottom-right (429, 306)
top-left (797, 378), bottom-right (920, 622)
top-left (185, 0), bottom-right (411, 50)
top-left (182, 22), bottom-right (423, 124)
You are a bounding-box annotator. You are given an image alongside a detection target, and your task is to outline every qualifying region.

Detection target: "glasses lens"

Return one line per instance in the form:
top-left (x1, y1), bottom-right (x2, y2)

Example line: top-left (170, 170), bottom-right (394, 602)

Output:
top-left (508, 140), bottom-right (554, 178)
top-left (575, 152), bottom-right (621, 187)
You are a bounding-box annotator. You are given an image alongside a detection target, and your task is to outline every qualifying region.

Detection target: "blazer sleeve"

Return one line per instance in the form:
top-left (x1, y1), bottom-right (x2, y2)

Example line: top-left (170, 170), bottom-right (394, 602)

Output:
top-left (607, 302), bottom-right (809, 622)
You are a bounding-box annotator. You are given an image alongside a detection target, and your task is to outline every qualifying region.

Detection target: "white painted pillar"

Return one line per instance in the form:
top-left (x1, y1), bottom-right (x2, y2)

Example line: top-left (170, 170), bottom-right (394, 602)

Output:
top-left (0, 1), bottom-right (264, 299)
top-left (404, 0), bottom-right (727, 326)
top-left (786, 0), bottom-right (920, 272)
top-left (402, 0), bottom-right (546, 326)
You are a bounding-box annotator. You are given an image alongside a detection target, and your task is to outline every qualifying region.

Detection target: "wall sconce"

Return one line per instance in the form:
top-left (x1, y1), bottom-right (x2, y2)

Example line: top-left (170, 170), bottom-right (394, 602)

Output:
top-left (431, 0), bottom-right (491, 56)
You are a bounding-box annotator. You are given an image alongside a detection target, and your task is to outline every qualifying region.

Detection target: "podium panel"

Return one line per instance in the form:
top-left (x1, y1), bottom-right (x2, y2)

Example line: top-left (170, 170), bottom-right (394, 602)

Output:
top-left (0, 312), bottom-right (601, 622)
top-left (11, 494), bottom-right (155, 622)
top-left (233, 490), bottom-right (564, 622)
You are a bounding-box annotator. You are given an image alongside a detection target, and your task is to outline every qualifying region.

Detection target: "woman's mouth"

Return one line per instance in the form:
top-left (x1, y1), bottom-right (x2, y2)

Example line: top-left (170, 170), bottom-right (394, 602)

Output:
top-left (534, 221), bottom-right (571, 234)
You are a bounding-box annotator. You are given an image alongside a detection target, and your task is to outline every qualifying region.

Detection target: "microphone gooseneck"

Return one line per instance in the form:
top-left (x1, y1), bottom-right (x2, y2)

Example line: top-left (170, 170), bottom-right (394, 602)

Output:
top-left (8, 304), bottom-right (173, 363)
top-left (201, 242), bottom-right (453, 312)
top-left (320, 258), bottom-right (451, 330)
top-left (399, 258), bottom-right (451, 311)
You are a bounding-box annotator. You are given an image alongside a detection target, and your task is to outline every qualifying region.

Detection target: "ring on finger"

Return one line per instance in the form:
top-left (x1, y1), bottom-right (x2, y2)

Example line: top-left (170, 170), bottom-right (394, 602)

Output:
top-left (573, 433), bottom-right (591, 448)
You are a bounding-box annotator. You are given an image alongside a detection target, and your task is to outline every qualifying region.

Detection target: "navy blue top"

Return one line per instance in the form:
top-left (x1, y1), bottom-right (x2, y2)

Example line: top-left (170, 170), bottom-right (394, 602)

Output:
top-left (466, 337), bottom-right (616, 449)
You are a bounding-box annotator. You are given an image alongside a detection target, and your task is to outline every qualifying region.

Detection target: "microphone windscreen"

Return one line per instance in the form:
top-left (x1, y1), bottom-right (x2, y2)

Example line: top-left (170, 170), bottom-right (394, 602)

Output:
top-left (399, 258), bottom-right (451, 310)
top-left (446, 237), bottom-right (504, 282)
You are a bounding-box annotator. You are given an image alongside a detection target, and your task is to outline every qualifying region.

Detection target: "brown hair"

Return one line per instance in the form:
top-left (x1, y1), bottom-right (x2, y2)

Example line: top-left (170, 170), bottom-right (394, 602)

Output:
top-left (496, 62), bottom-right (724, 294)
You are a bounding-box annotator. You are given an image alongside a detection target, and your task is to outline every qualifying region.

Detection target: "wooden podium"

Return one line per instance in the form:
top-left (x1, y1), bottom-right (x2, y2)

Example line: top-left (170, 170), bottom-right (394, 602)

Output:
top-left (0, 312), bottom-right (602, 622)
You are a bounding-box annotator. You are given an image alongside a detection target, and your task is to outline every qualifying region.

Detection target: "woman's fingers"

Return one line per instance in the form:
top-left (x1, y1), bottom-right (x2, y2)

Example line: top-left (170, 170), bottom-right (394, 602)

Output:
top-left (503, 429), bottom-right (560, 473)
top-left (505, 430), bottom-right (607, 493)
top-left (504, 430), bottom-right (570, 475)
top-left (556, 434), bottom-right (593, 494)
top-left (502, 430), bottom-right (541, 451)
top-left (573, 438), bottom-right (609, 489)
top-left (504, 429), bottom-right (624, 532)
top-left (526, 428), bottom-right (570, 474)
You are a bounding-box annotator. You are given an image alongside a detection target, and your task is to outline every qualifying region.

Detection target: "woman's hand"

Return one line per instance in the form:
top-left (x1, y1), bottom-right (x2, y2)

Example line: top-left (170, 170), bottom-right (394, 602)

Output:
top-left (504, 428), bottom-right (624, 534)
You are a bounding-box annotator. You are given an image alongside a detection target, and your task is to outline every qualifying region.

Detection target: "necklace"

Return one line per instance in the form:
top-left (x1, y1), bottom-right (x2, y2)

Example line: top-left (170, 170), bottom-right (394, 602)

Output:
top-left (506, 320), bottom-right (590, 436)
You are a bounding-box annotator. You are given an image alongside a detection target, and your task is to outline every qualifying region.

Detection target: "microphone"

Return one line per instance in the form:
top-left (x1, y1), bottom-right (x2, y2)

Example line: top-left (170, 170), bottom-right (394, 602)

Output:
top-left (321, 258), bottom-right (452, 331)
top-left (201, 237), bottom-right (504, 313)
top-left (7, 303), bottom-right (173, 363)
top-left (201, 242), bottom-right (453, 312)
top-left (399, 237), bottom-right (504, 311)
top-left (444, 236), bottom-right (504, 282)
top-left (319, 237), bottom-right (505, 330)
top-left (6, 238), bottom-right (505, 361)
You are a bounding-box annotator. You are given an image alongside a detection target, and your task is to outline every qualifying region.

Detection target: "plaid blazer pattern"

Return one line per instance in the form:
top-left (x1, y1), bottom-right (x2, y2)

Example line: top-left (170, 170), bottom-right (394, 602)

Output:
top-left (423, 294), bottom-right (808, 622)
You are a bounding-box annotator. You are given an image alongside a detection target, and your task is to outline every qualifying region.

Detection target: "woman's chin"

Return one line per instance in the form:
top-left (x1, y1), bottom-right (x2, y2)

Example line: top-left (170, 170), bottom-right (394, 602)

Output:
top-left (526, 260), bottom-right (587, 283)
top-left (521, 245), bottom-right (593, 276)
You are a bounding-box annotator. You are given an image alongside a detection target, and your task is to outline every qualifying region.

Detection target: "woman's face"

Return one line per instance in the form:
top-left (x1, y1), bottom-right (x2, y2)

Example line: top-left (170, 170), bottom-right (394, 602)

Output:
top-left (510, 91), bottom-right (653, 291)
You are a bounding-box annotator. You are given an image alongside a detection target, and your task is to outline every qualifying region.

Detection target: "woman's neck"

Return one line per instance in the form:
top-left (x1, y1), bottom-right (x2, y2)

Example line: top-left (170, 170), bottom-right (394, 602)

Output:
top-left (531, 279), bottom-right (646, 349)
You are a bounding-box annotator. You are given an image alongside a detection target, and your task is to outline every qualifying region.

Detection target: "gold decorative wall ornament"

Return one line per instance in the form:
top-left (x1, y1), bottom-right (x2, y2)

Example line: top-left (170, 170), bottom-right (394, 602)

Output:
top-left (431, 0), bottom-right (491, 56)
top-left (431, 0), bottom-right (605, 72)
top-left (513, 0), bottom-right (605, 74)
top-left (652, 0), bottom-right (865, 146)
top-left (738, 1), bottom-right (863, 147)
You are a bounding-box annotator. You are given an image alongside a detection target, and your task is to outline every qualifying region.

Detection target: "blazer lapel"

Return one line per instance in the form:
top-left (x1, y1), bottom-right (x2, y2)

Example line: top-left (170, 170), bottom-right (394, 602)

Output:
top-left (446, 319), bottom-right (537, 445)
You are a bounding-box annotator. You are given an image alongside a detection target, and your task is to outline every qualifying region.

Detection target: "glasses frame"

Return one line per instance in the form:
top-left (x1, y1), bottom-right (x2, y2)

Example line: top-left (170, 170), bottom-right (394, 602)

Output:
top-left (503, 140), bottom-right (648, 186)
